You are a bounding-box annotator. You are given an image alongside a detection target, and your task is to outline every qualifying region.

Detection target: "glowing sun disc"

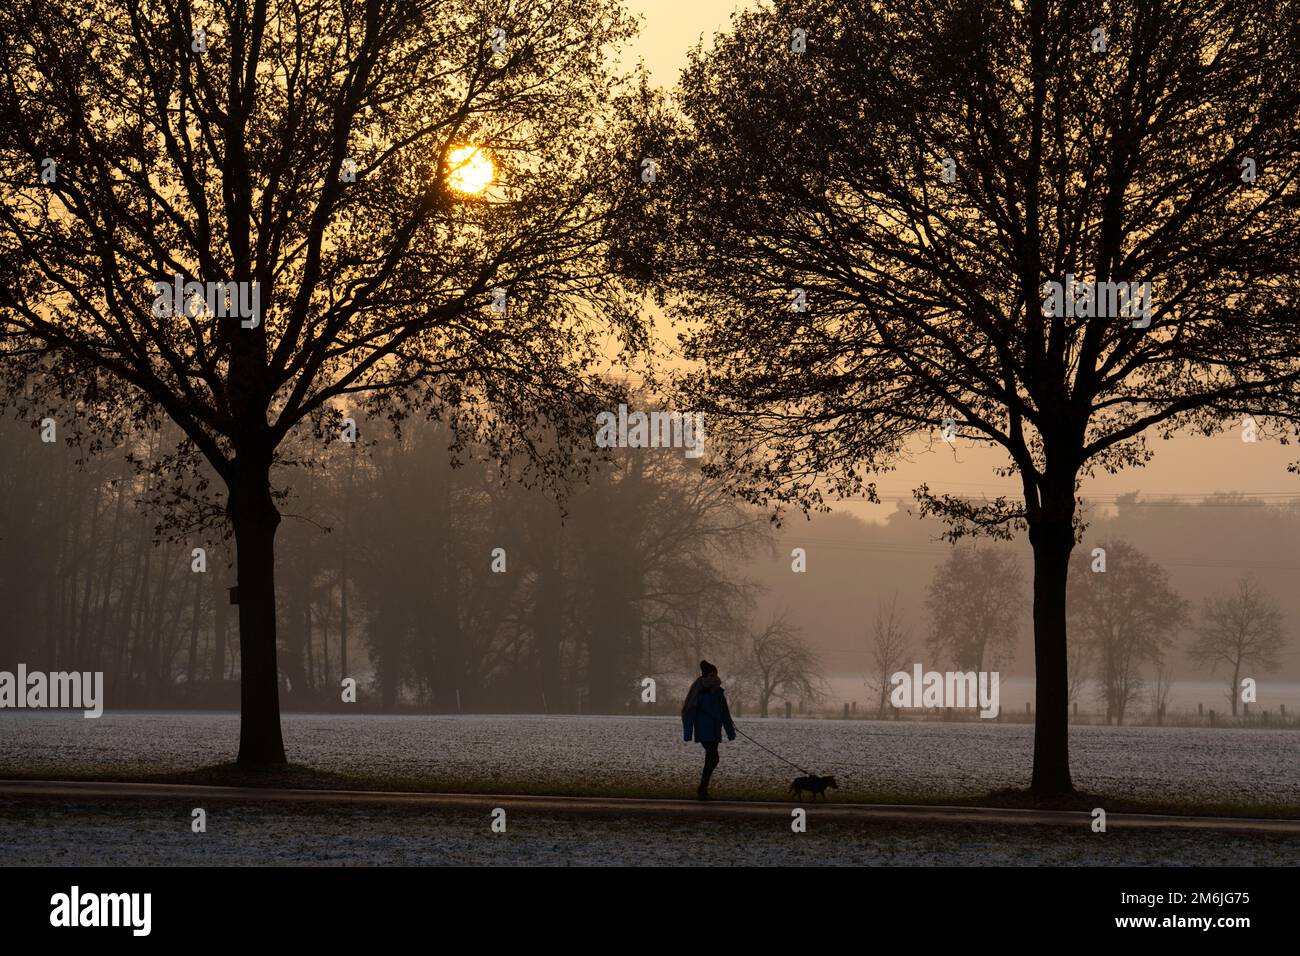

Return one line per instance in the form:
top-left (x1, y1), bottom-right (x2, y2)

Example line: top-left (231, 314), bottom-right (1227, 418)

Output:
top-left (447, 145), bottom-right (494, 195)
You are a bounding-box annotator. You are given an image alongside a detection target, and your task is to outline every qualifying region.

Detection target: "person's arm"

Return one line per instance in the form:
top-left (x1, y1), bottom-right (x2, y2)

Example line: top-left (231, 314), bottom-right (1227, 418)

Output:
top-left (721, 692), bottom-right (736, 740)
top-left (681, 678), bottom-right (700, 741)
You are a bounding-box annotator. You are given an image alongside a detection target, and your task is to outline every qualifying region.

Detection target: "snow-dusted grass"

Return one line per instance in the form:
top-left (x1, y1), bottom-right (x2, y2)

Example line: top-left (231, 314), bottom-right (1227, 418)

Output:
top-left (3, 711), bottom-right (1298, 810)
top-left (1, 795), bottom-right (1297, 866)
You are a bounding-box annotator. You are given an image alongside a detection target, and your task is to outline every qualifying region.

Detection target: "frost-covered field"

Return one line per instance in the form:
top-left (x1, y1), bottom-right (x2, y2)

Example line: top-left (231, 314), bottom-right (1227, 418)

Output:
top-left (3, 796), bottom-right (1298, 866)
top-left (3, 711), bottom-right (1298, 806)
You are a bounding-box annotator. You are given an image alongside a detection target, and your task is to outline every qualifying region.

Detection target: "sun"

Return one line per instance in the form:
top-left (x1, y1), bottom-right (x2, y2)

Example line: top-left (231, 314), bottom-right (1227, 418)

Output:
top-left (446, 145), bottom-right (494, 195)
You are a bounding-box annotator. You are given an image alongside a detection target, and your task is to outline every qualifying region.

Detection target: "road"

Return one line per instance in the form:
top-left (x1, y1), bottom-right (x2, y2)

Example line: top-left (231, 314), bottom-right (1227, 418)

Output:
top-left (4, 778), bottom-right (1300, 832)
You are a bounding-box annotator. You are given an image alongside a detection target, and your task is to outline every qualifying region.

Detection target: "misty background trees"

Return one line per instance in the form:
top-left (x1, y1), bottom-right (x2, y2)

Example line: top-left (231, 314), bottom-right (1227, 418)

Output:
top-left (733, 613), bottom-right (825, 718)
top-left (6, 392), bottom-right (1295, 725)
top-left (925, 549), bottom-right (1022, 672)
top-left (1191, 577), bottom-right (1287, 717)
top-left (0, 409), bottom-right (777, 712)
top-left (1066, 540), bottom-right (1187, 725)
top-left (866, 593), bottom-right (910, 718)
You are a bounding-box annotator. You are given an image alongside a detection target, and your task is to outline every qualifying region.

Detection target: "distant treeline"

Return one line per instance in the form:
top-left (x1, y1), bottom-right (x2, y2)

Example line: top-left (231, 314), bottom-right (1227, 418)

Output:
top-left (750, 494), bottom-right (1300, 684)
top-left (8, 406), bottom-right (1296, 715)
top-left (0, 413), bottom-right (769, 712)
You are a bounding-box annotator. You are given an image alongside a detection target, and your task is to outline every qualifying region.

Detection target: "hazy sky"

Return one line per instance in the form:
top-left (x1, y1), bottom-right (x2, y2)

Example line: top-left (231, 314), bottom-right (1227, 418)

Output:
top-left (618, 0), bottom-right (1300, 522)
top-left (621, 1), bottom-right (753, 85)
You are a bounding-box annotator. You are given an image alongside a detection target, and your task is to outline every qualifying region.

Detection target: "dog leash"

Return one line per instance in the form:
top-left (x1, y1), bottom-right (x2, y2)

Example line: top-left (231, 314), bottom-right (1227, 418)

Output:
top-left (733, 724), bottom-right (814, 776)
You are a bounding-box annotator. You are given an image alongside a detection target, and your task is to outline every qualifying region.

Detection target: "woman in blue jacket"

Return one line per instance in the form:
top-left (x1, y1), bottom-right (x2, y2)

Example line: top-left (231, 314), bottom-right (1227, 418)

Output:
top-left (681, 660), bottom-right (736, 800)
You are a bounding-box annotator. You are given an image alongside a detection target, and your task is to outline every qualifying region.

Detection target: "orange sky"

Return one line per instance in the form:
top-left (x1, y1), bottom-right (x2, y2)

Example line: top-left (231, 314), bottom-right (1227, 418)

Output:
top-left (620, 1), bottom-right (754, 85)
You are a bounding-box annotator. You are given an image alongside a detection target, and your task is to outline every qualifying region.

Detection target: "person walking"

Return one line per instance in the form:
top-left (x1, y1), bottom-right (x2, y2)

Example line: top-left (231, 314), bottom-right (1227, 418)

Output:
top-left (681, 660), bottom-right (736, 800)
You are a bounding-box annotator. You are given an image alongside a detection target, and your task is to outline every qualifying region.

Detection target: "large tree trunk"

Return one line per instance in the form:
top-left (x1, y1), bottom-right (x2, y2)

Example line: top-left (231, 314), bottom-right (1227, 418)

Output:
top-left (1028, 493), bottom-right (1076, 796)
top-left (228, 456), bottom-right (287, 766)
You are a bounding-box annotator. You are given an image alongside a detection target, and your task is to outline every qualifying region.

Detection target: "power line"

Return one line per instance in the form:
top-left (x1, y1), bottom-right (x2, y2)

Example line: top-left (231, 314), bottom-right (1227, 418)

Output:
top-left (775, 537), bottom-right (1300, 571)
top-left (843, 492), bottom-right (1300, 505)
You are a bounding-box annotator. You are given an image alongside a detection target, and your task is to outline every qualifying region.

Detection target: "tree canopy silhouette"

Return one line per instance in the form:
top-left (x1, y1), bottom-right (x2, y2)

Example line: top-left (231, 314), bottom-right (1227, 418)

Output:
top-left (1191, 575), bottom-right (1286, 717)
top-left (630, 0), bottom-right (1300, 793)
top-left (0, 0), bottom-right (641, 764)
top-left (926, 548), bottom-right (1022, 673)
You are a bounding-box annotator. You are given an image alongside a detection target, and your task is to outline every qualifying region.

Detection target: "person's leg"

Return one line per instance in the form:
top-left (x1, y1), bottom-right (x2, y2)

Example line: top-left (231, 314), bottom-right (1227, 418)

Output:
top-left (698, 741), bottom-right (720, 797)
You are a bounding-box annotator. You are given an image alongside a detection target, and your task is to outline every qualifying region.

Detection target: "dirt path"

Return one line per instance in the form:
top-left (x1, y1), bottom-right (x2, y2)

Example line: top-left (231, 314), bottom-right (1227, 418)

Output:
top-left (4, 779), bottom-right (1298, 833)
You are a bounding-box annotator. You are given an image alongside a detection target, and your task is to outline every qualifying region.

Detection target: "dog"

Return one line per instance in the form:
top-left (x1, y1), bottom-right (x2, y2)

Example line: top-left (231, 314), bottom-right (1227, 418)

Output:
top-left (789, 774), bottom-right (838, 801)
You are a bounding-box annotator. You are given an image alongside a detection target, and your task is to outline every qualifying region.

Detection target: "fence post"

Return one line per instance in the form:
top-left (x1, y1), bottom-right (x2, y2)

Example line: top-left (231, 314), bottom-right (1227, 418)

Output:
top-left (785, 700), bottom-right (792, 719)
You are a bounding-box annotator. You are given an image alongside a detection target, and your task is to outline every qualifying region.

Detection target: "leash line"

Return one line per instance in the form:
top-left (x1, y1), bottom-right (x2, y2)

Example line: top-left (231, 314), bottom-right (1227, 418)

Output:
top-left (733, 724), bottom-right (813, 776)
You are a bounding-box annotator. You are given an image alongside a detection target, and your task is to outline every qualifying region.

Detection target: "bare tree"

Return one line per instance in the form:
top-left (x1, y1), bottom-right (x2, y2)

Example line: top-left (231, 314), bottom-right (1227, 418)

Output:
top-left (925, 548), bottom-right (1022, 672)
top-left (1148, 662), bottom-right (1174, 726)
top-left (1066, 633), bottom-right (1092, 713)
top-left (630, 0), bottom-right (1300, 794)
top-left (1190, 577), bottom-right (1286, 718)
top-left (866, 593), bottom-right (911, 718)
top-left (1067, 539), bottom-right (1185, 725)
top-left (737, 613), bottom-right (825, 718)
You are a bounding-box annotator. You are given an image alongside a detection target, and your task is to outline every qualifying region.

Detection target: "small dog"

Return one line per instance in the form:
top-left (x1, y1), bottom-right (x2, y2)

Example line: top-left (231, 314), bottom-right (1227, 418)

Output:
top-left (789, 774), bottom-right (838, 801)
